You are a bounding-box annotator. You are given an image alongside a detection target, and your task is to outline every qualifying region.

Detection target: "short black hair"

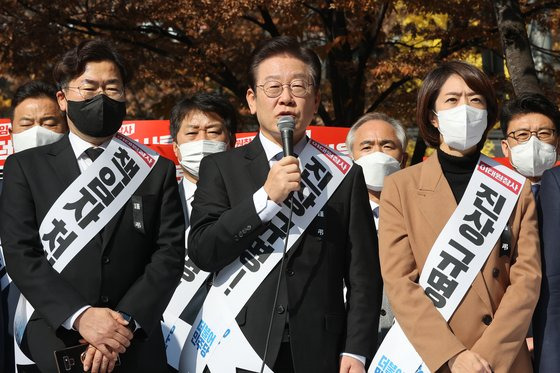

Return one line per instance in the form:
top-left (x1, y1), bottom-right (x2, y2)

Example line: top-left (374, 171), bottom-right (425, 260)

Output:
top-left (53, 39), bottom-right (131, 89)
top-left (500, 93), bottom-right (560, 137)
top-left (247, 36), bottom-right (322, 91)
top-left (10, 81), bottom-right (59, 120)
top-left (169, 92), bottom-right (238, 146)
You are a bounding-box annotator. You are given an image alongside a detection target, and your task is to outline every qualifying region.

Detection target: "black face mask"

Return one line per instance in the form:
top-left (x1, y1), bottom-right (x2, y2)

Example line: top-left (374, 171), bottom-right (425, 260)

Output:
top-left (67, 94), bottom-right (126, 137)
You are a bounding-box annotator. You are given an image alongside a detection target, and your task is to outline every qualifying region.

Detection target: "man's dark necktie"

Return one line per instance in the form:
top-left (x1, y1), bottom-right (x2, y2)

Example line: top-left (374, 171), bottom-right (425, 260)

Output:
top-left (84, 147), bottom-right (105, 248)
top-left (85, 147), bottom-right (104, 162)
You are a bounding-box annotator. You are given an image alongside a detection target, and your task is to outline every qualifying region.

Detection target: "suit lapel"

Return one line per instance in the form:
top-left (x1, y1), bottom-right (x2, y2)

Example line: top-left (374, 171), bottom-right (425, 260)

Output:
top-left (244, 136), bottom-right (270, 192)
top-left (417, 153), bottom-right (456, 238)
top-left (418, 152), bottom-right (493, 310)
top-left (46, 135), bottom-right (81, 192)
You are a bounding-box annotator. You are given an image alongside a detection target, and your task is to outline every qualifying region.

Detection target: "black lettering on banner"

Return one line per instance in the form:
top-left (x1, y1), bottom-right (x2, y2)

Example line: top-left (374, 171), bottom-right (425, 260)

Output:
top-left (304, 156), bottom-right (333, 192)
top-left (63, 187), bottom-right (97, 222)
top-left (475, 183), bottom-right (506, 218)
top-left (182, 257), bottom-right (201, 282)
top-left (292, 188), bottom-right (317, 217)
top-left (425, 268), bottom-right (459, 308)
top-left (463, 209), bottom-right (495, 237)
top-left (437, 251), bottom-right (469, 278)
top-left (425, 287), bottom-right (447, 308)
top-left (249, 237), bottom-right (275, 265)
top-left (266, 218), bottom-right (288, 245)
top-left (41, 219), bottom-right (78, 264)
top-left (111, 157), bottom-right (131, 188)
top-left (224, 269), bottom-right (246, 296)
top-left (88, 174), bottom-right (115, 206)
top-left (459, 223), bottom-right (484, 246)
top-left (77, 203), bottom-right (104, 229)
top-left (240, 236), bottom-right (276, 272)
top-left (448, 239), bottom-right (475, 264)
top-left (114, 147), bottom-right (140, 179)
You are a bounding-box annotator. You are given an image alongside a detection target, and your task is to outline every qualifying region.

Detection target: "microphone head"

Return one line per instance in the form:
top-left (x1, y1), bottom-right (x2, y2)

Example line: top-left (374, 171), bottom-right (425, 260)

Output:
top-left (277, 116), bottom-right (295, 132)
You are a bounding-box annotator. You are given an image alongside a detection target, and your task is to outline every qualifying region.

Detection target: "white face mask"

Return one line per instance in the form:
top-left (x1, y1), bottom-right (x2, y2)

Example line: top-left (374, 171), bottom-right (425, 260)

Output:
top-left (12, 126), bottom-right (64, 153)
top-left (179, 140), bottom-right (227, 178)
top-left (354, 151), bottom-right (401, 191)
top-left (436, 105), bottom-right (487, 151)
top-left (509, 136), bottom-right (557, 177)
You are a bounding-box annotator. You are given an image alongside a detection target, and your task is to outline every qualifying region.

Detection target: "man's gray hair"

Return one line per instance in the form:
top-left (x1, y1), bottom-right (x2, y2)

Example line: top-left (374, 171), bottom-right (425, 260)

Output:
top-left (345, 112), bottom-right (408, 156)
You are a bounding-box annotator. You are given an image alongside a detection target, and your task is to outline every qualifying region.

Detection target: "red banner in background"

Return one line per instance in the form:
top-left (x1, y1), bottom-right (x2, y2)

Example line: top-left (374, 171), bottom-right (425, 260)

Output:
top-left (0, 119), bottom-right (523, 179)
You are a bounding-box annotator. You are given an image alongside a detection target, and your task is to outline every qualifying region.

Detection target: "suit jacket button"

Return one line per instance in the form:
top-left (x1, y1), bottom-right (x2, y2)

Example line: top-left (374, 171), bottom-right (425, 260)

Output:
top-left (380, 309), bottom-right (387, 316)
top-left (492, 268), bottom-right (500, 278)
top-left (286, 269), bottom-right (295, 277)
top-left (482, 314), bottom-right (492, 325)
top-left (276, 305), bottom-right (285, 314)
top-left (102, 256), bottom-right (110, 264)
top-left (100, 296), bottom-right (109, 304)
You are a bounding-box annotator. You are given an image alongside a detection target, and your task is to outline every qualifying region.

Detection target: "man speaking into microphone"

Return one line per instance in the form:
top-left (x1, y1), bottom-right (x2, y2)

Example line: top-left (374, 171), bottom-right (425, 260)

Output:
top-left (188, 36), bottom-right (382, 373)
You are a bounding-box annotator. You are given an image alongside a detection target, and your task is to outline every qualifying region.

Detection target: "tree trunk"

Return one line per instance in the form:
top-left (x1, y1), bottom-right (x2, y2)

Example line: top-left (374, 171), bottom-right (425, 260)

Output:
top-left (492, 0), bottom-right (543, 96)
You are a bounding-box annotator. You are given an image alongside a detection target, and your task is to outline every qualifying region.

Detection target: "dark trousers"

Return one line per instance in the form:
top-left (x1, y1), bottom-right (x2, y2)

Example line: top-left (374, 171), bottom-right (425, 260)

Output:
top-left (272, 342), bottom-right (295, 373)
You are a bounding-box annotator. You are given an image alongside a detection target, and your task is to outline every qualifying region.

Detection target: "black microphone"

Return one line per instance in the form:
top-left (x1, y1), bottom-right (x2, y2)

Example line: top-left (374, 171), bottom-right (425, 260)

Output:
top-left (277, 116), bottom-right (295, 157)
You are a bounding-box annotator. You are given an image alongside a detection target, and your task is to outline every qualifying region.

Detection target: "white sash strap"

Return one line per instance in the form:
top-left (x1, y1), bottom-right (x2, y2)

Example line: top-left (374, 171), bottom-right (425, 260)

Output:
top-left (178, 140), bottom-right (352, 373)
top-left (370, 155), bottom-right (525, 373)
top-left (162, 253), bottom-right (210, 370)
top-left (13, 133), bottom-right (159, 369)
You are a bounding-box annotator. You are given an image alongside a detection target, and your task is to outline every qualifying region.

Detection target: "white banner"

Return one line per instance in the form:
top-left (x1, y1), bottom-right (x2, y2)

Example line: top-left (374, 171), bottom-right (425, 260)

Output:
top-left (162, 254), bottom-right (210, 370)
top-left (370, 155), bottom-right (525, 373)
top-left (12, 133), bottom-right (159, 370)
top-left (180, 139), bottom-right (353, 373)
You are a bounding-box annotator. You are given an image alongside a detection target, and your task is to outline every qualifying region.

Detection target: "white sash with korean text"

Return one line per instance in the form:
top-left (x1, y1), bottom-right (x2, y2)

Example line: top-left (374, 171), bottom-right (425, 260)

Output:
top-left (369, 155), bottom-right (525, 373)
top-left (162, 251), bottom-right (211, 370)
top-left (178, 139), bottom-right (352, 373)
top-left (13, 133), bottom-right (159, 370)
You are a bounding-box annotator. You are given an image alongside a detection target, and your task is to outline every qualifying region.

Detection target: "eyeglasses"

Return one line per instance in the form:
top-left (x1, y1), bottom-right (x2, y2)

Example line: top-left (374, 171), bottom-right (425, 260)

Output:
top-left (65, 84), bottom-right (125, 101)
top-left (507, 128), bottom-right (556, 142)
top-left (256, 79), bottom-right (313, 98)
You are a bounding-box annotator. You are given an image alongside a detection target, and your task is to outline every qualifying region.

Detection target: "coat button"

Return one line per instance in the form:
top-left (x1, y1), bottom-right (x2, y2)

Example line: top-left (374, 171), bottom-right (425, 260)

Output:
top-left (286, 269), bottom-right (295, 277)
top-left (380, 309), bottom-right (387, 316)
top-left (276, 305), bottom-right (285, 314)
top-left (100, 296), bottom-right (109, 304)
top-left (482, 314), bottom-right (492, 325)
top-left (492, 268), bottom-right (500, 278)
top-left (102, 256), bottom-right (110, 264)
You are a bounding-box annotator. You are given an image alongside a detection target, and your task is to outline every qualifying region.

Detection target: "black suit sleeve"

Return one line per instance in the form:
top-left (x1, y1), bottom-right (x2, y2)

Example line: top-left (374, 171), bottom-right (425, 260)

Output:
top-left (188, 155), bottom-right (266, 272)
top-left (116, 158), bottom-right (185, 337)
top-left (0, 155), bottom-right (88, 328)
top-left (343, 166), bottom-right (382, 358)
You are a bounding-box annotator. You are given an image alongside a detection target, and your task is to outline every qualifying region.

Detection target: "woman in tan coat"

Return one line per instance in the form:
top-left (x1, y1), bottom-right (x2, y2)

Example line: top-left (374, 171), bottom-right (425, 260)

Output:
top-left (379, 61), bottom-right (541, 373)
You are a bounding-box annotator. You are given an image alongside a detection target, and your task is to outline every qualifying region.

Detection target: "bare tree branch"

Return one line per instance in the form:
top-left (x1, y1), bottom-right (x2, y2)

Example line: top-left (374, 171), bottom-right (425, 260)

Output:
top-left (366, 76), bottom-right (412, 113)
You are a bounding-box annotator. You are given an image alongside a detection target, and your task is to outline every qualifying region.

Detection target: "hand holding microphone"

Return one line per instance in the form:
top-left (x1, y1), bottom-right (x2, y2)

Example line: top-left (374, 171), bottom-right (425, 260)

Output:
top-left (263, 116), bottom-right (301, 204)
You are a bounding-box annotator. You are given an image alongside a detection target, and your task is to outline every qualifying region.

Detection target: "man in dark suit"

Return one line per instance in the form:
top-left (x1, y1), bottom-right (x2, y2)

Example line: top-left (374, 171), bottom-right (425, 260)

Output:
top-left (499, 94), bottom-right (560, 370)
top-left (346, 112), bottom-right (408, 349)
top-left (0, 40), bottom-right (184, 373)
top-left (189, 36), bottom-right (382, 373)
top-left (169, 93), bottom-right (237, 227)
top-left (1, 80), bottom-right (69, 373)
top-left (537, 166), bottom-right (560, 372)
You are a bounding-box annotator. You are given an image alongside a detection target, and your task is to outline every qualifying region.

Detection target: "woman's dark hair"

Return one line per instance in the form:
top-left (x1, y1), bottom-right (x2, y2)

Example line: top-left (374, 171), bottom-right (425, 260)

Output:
top-left (416, 61), bottom-right (497, 147)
